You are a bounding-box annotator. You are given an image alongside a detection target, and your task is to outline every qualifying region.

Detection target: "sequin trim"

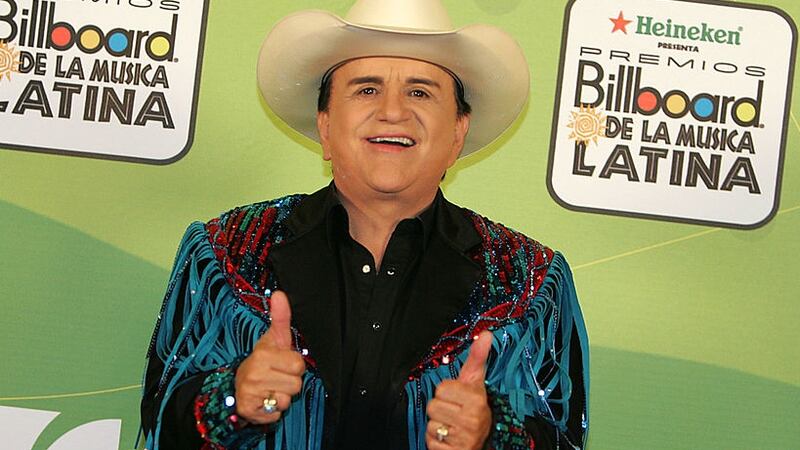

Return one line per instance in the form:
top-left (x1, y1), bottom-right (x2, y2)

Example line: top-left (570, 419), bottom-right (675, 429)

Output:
top-left (409, 214), bottom-right (553, 377)
top-left (487, 386), bottom-right (536, 450)
top-left (194, 363), bottom-right (266, 448)
top-left (204, 195), bottom-right (318, 368)
top-left (205, 196), bottom-right (301, 313)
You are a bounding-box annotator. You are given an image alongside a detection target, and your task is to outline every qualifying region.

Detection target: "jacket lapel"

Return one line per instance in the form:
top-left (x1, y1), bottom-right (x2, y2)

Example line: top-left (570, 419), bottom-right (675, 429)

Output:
top-left (267, 187), bottom-right (344, 403)
top-left (387, 197), bottom-right (482, 392)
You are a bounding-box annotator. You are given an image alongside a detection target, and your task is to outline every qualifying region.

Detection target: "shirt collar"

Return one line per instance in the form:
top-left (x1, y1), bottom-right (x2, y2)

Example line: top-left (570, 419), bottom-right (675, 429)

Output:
top-left (284, 183), bottom-right (481, 255)
top-left (323, 182), bottom-right (440, 250)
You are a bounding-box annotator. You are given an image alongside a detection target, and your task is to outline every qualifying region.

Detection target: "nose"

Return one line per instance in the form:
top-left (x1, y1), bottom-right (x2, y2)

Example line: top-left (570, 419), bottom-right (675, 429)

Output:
top-left (375, 89), bottom-right (412, 123)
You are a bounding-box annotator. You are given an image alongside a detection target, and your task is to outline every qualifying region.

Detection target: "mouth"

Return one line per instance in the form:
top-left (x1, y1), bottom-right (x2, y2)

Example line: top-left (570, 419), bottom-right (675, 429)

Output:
top-left (366, 135), bottom-right (417, 149)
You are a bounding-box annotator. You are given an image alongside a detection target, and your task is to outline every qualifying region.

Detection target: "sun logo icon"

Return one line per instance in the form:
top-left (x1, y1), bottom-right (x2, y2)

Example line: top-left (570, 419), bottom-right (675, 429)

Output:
top-left (0, 40), bottom-right (21, 82)
top-left (567, 104), bottom-right (607, 146)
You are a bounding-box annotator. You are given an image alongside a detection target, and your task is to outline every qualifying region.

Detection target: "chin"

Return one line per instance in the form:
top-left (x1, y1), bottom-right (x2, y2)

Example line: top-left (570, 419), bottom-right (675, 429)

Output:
top-left (365, 174), bottom-right (412, 195)
top-left (368, 181), bottom-right (408, 196)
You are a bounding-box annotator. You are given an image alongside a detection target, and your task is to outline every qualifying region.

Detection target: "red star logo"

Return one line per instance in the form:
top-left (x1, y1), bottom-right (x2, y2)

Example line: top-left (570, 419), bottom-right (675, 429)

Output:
top-left (609, 11), bottom-right (632, 34)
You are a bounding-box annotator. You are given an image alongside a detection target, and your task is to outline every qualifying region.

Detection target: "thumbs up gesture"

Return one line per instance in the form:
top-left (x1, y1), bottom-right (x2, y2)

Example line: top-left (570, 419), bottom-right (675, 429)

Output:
top-left (425, 330), bottom-right (493, 449)
top-left (234, 291), bottom-right (306, 424)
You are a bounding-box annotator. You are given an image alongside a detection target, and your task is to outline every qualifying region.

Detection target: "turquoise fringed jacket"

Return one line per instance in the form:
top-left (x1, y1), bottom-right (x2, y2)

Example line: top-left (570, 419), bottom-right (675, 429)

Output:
top-left (141, 186), bottom-right (590, 450)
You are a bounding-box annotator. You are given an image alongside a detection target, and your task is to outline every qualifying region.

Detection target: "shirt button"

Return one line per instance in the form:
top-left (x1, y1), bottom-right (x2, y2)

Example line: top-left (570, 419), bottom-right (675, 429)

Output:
top-left (361, 264), bottom-right (371, 274)
top-left (372, 322), bottom-right (381, 331)
top-left (386, 267), bottom-right (396, 276)
top-left (359, 387), bottom-right (368, 397)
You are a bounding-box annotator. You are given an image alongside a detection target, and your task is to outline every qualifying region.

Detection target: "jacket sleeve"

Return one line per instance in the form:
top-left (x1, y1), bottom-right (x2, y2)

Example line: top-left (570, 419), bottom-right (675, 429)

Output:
top-left (139, 222), bottom-right (271, 449)
top-left (485, 327), bottom-right (586, 449)
top-left (483, 253), bottom-right (589, 450)
top-left (141, 344), bottom-right (206, 449)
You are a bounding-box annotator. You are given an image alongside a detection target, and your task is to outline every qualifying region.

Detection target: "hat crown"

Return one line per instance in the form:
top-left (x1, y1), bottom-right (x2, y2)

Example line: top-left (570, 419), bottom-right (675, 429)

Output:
top-left (345, 0), bottom-right (454, 31)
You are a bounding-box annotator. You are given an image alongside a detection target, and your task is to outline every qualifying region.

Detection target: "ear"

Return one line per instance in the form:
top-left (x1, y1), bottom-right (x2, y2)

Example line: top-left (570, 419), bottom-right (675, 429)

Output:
top-left (317, 111), bottom-right (332, 161)
top-left (448, 114), bottom-right (470, 166)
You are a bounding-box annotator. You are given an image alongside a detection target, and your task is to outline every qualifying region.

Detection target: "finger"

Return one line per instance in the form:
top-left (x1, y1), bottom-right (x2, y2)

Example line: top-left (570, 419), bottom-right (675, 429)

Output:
top-left (427, 399), bottom-right (463, 425)
top-left (237, 391), bottom-right (292, 424)
top-left (238, 370), bottom-right (304, 397)
top-left (244, 347), bottom-right (306, 377)
top-left (263, 349), bottom-right (306, 376)
top-left (433, 379), bottom-right (485, 406)
top-left (426, 420), bottom-right (458, 449)
top-left (236, 350), bottom-right (305, 389)
top-left (458, 330), bottom-right (492, 385)
top-left (426, 397), bottom-right (462, 424)
top-left (266, 290), bottom-right (293, 349)
top-left (425, 435), bottom-right (453, 450)
top-left (431, 383), bottom-right (490, 440)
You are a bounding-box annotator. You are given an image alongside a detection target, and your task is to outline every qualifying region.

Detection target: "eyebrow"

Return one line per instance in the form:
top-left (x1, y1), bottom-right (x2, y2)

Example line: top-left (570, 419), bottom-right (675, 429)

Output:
top-left (347, 76), bottom-right (384, 86)
top-left (406, 77), bottom-right (441, 89)
top-left (346, 76), bottom-right (442, 89)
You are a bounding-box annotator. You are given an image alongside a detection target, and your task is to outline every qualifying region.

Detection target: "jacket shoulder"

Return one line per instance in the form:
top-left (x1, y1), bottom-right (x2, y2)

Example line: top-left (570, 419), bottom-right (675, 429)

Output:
top-left (209, 194), bottom-right (306, 232)
top-left (460, 209), bottom-right (556, 314)
top-left (202, 194), bottom-right (306, 306)
top-left (460, 207), bottom-right (556, 260)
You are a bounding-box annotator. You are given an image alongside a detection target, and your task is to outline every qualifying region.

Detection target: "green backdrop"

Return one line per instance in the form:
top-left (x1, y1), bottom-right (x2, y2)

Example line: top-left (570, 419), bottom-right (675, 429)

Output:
top-left (1, 0), bottom-right (798, 449)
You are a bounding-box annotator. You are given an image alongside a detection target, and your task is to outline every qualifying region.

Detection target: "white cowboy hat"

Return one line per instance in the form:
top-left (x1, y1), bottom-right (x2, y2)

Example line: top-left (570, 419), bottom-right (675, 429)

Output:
top-left (256, 0), bottom-right (530, 157)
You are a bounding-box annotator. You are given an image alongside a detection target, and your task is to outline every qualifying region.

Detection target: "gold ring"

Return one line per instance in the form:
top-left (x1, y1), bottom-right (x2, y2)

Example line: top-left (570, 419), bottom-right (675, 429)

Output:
top-left (262, 393), bottom-right (278, 414)
top-left (435, 424), bottom-right (449, 442)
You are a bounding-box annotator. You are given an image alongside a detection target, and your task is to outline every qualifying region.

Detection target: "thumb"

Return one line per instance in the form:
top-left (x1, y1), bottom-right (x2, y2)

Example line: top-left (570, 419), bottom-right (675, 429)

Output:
top-left (458, 330), bottom-right (493, 385)
top-left (265, 290), bottom-right (293, 349)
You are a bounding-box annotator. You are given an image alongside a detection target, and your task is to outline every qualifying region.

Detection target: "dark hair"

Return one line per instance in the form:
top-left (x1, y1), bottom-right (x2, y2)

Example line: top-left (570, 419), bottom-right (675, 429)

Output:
top-left (317, 68), bottom-right (472, 117)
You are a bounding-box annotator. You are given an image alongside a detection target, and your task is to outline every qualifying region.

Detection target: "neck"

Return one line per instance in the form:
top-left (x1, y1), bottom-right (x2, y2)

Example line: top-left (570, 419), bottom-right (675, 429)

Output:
top-left (336, 186), bottom-right (436, 268)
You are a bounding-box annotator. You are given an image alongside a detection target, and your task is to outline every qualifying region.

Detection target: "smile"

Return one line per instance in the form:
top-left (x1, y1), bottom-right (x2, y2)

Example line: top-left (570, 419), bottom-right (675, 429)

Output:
top-left (366, 136), bottom-right (417, 148)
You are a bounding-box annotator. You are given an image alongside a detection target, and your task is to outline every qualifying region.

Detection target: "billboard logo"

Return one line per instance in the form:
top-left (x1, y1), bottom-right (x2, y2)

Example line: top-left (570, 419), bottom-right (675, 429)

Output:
top-left (549, 0), bottom-right (796, 228)
top-left (0, 0), bottom-right (178, 61)
top-left (575, 60), bottom-right (763, 127)
top-left (0, 0), bottom-right (209, 163)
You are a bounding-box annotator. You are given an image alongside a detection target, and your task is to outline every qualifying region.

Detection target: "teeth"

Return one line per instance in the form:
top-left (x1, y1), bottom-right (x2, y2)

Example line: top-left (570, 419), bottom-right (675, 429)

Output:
top-left (368, 136), bottom-right (415, 147)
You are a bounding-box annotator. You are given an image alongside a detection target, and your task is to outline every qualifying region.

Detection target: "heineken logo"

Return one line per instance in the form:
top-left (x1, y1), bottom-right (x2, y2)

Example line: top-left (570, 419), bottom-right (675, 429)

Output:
top-left (610, 11), bottom-right (743, 45)
top-left (635, 16), bottom-right (742, 45)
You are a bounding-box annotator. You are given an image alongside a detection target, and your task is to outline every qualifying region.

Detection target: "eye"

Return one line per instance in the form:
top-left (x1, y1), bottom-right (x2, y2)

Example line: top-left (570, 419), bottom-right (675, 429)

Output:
top-left (410, 89), bottom-right (430, 98)
top-left (358, 87), bottom-right (378, 95)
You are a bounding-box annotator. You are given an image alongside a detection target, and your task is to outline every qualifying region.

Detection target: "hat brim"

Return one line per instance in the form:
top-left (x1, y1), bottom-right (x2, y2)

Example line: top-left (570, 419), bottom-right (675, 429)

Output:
top-left (257, 10), bottom-right (530, 157)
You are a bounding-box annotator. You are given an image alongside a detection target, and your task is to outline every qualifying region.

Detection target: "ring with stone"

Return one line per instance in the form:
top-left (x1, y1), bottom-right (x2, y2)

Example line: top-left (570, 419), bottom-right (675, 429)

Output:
top-left (262, 393), bottom-right (278, 414)
top-left (435, 424), bottom-right (449, 442)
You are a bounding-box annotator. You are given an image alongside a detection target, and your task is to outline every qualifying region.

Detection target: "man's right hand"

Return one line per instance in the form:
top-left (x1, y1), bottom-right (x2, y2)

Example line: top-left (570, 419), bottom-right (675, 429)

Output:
top-left (234, 290), bottom-right (305, 424)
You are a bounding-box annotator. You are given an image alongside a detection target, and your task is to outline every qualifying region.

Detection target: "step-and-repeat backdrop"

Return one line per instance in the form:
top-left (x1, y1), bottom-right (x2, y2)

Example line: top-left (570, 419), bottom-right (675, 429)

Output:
top-left (1, 0), bottom-right (798, 448)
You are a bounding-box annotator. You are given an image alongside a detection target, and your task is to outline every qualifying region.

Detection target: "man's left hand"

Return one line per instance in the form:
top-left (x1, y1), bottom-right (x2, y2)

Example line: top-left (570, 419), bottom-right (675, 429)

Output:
top-left (426, 330), bottom-right (493, 449)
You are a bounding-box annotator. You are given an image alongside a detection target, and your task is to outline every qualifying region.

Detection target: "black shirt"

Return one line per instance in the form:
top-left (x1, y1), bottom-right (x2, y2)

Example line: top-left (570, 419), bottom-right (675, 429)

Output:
top-left (323, 187), bottom-right (438, 448)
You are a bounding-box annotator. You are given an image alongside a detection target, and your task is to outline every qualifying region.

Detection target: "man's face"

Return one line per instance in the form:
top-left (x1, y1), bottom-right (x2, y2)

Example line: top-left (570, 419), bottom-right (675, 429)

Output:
top-left (317, 57), bottom-right (469, 203)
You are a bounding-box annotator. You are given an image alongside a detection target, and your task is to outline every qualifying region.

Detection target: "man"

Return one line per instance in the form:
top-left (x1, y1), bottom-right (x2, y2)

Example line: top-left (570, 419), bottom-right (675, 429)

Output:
top-left (140, 1), bottom-right (589, 449)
